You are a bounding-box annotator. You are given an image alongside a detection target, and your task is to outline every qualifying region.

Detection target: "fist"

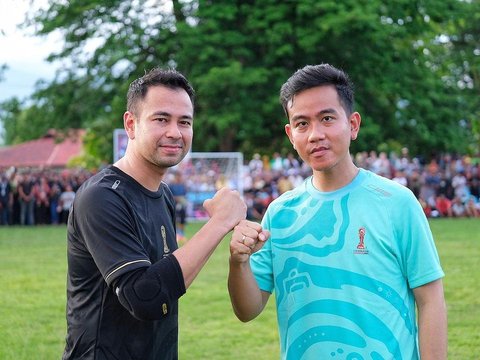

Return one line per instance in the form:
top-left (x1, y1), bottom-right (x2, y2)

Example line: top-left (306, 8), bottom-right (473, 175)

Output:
top-left (203, 187), bottom-right (247, 231)
top-left (230, 220), bottom-right (270, 263)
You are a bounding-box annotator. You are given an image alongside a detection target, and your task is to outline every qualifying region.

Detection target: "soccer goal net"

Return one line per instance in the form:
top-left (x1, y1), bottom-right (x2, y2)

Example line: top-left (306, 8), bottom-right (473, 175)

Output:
top-left (165, 152), bottom-right (244, 221)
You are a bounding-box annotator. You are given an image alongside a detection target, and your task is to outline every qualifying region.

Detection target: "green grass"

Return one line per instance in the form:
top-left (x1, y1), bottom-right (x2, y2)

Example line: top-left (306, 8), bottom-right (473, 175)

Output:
top-left (0, 219), bottom-right (479, 359)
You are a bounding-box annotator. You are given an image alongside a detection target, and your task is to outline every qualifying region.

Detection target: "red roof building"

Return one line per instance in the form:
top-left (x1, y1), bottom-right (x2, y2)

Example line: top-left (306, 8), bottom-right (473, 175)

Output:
top-left (0, 129), bottom-right (85, 169)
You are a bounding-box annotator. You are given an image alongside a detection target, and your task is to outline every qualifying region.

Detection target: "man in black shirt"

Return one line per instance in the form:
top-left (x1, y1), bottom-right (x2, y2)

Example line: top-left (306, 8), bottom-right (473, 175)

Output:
top-left (63, 68), bottom-right (247, 359)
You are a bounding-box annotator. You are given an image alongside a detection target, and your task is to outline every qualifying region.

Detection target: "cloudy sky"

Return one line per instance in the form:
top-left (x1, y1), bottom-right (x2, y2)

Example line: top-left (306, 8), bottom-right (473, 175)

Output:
top-left (0, 0), bottom-right (59, 101)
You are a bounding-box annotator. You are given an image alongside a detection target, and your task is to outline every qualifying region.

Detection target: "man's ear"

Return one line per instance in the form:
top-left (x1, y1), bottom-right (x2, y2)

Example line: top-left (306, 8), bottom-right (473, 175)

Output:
top-left (124, 111), bottom-right (136, 140)
top-left (350, 112), bottom-right (361, 140)
top-left (285, 123), bottom-right (296, 149)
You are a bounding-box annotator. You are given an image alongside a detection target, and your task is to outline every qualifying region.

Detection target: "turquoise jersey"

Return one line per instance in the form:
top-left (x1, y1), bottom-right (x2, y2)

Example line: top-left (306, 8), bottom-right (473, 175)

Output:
top-left (250, 169), bottom-right (444, 360)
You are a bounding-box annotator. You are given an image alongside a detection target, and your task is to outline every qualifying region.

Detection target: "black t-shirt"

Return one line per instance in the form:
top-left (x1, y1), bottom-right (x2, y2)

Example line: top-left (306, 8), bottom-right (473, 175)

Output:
top-left (63, 166), bottom-right (184, 360)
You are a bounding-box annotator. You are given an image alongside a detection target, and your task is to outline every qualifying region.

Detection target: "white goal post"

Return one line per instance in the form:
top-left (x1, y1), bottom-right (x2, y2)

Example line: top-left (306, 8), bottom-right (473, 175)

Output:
top-left (113, 130), bottom-right (244, 221)
top-left (166, 152), bottom-right (244, 221)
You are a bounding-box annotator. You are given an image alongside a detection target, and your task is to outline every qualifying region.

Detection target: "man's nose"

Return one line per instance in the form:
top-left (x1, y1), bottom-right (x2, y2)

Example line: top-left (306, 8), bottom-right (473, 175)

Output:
top-left (165, 122), bottom-right (182, 138)
top-left (308, 121), bottom-right (326, 141)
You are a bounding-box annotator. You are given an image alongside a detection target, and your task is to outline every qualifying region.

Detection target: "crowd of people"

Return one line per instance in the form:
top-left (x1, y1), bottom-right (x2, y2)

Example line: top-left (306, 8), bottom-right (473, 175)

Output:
top-left (0, 167), bottom-right (93, 226)
top-left (0, 149), bottom-right (479, 226)
top-left (243, 149), bottom-right (480, 220)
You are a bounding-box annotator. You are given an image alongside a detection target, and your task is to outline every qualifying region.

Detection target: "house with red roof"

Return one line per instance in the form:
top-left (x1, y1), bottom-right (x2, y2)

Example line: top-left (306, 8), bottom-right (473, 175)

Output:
top-left (0, 129), bottom-right (85, 169)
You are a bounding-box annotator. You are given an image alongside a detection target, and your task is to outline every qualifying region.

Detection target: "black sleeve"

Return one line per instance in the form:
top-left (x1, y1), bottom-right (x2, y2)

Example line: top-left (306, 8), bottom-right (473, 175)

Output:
top-left (112, 254), bottom-right (186, 321)
top-left (71, 184), bottom-right (153, 284)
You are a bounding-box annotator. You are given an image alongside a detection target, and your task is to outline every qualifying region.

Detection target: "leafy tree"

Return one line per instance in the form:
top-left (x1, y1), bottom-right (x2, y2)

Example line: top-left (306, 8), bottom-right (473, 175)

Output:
top-left (0, 97), bottom-right (23, 145)
top-left (1, 0), bottom-right (478, 165)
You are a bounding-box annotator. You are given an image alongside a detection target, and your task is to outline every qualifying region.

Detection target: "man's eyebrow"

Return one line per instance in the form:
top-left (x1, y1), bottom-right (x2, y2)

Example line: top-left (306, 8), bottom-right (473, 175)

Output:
top-left (151, 111), bottom-right (193, 120)
top-left (151, 111), bottom-right (171, 117)
top-left (290, 108), bottom-right (338, 122)
top-left (316, 108), bottom-right (338, 116)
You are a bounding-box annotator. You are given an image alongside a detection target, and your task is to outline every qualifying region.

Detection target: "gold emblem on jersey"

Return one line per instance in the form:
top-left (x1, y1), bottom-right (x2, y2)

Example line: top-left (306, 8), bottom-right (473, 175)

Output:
top-left (161, 225), bottom-right (170, 254)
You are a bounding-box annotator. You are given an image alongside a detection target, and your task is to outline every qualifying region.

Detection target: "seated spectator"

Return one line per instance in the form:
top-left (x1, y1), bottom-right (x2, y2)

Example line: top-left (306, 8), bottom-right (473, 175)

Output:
top-left (435, 193), bottom-right (452, 217)
top-left (464, 196), bottom-right (479, 218)
top-left (451, 197), bottom-right (466, 217)
top-left (418, 196), bottom-right (433, 218)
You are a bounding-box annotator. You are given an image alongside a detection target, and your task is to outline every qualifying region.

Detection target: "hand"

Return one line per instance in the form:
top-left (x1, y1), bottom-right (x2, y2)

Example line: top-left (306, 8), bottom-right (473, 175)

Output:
top-left (230, 220), bottom-right (269, 263)
top-left (203, 187), bottom-right (247, 231)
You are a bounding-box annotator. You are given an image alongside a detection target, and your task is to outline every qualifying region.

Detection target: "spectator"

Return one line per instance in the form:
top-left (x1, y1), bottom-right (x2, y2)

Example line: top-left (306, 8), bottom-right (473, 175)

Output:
top-left (452, 170), bottom-right (469, 202)
top-left (169, 172), bottom-right (189, 244)
top-left (270, 152), bottom-right (284, 172)
top-left (248, 153), bottom-right (263, 175)
top-left (34, 175), bottom-right (51, 225)
top-left (245, 190), bottom-right (266, 222)
top-left (392, 169), bottom-right (408, 187)
top-left (435, 193), bottom-right (452, 217)
top-left (464, 196), bottom-right (479, 218)
top-left (0, 174), bottom-right (13, 225)
top-left (276, 174), bottom-right (293, 195)
top-left (58, 184), bottom-right (76, 224)
top-left (18, 173), bottom-right (36, 225)
top-left (451, 197), bottom-right (466, 217)
top-left (49, 181), bottom-right (62, 225)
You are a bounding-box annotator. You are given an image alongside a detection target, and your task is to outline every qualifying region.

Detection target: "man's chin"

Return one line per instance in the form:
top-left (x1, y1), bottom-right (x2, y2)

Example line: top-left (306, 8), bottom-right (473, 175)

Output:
top-left (154, 154), bottom-right (187, 168)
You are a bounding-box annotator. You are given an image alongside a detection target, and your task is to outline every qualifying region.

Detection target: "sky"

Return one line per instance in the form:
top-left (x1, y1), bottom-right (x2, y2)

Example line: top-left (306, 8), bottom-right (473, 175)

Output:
top-left (0, 0), bottom-right (59, 102)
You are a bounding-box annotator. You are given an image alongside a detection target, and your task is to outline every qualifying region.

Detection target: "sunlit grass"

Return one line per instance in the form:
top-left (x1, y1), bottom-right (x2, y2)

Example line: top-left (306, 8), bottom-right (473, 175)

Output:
top-left (0, 219), bottom-right (478, 359)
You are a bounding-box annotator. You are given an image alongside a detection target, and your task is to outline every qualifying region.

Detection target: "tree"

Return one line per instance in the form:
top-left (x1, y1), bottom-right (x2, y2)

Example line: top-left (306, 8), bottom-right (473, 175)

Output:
top-left (1, 0), bottom-right (478, 165)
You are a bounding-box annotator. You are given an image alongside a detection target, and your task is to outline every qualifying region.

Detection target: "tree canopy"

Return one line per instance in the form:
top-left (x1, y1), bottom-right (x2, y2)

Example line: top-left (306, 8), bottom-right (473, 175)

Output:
top-left (1, 0), bottom-right (478, 166)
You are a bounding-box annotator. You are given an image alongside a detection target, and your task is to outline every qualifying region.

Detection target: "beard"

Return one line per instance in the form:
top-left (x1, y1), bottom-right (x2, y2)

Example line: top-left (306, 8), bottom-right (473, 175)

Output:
top-left (147, 144), bottom-right (189, 169)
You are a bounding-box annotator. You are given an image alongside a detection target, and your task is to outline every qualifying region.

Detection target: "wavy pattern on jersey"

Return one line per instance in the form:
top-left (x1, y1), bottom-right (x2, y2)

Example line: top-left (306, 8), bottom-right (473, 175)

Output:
top-left (268, 190), bottom-right (410, 359)
top-left (273, 194), bottom-right (349, 257)
top-left (275, 258), bottom-right (413, 334)
top-left (285, 300), bottom-right (402, 360)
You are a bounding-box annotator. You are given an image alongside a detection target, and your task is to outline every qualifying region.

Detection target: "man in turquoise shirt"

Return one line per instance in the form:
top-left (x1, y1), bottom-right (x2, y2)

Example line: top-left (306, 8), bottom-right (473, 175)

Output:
top-left (228, 64), bottom-right (447, 359)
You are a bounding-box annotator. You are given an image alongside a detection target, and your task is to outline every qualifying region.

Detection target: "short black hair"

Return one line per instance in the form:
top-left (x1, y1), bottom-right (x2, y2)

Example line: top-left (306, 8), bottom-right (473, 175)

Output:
top-left (280, 64), bottom-right (354, 118)
top-left (127, 68), bottom-right (195, 115)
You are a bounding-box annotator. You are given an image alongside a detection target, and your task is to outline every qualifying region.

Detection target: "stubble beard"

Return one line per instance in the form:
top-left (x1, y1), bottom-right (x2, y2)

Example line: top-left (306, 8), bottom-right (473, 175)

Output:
top-left (150, 147), bottom-right (189, 169)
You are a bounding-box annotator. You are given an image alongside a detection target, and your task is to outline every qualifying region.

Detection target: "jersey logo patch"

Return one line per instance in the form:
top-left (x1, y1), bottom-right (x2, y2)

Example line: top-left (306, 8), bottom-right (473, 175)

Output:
top-left (353, 227), bottom-right (369, 255)
top-left (161, 225), bottom-right (170, 255)
top-left (112, 180), bottom-right (121, 189)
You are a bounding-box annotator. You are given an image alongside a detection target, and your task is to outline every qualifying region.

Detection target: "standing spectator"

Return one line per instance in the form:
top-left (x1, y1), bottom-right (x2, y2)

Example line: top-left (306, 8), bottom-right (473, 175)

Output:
top-left (49, 181), bottom-right (62, 225)
top-left (245, 190), bottom-right (267, 222)
top-left (407, 170), bottom-right (422, 198)
top-left (374, 151), bottom-right (392, 178)
top-left (58, 184), bottom-right (76, 224)
top-left (283, 152), bottom-right (301, 172)
top-left (0, 174), bottom-right (13, 225)
top-left (438, 170), bottom-right (455, 200)
top-left (270, 152), bottom-right (284, 172)
top-left (18, 173), bottom-right (36, 225)
top-left (276, 174), bottom-right (293, 195)
top-left (169, 172), bottom-right (189, 244)
top-left (392, 169), bottom-right (408, 187)
top-left (34, 175), bottom-right (51, 224)
top-left (248, 153), bottom-right (263, 175)
top-left (469, 176), bottom-right (480, 202)
top-left (10, 173), bottom-right (21, 225)
top-left (452, 170), bottom-right (469, 202)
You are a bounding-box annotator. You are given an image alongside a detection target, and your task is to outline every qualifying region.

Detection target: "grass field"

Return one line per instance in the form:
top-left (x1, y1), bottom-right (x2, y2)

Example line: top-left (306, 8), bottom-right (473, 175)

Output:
top-left (0, 219), bottom-right (479, 359)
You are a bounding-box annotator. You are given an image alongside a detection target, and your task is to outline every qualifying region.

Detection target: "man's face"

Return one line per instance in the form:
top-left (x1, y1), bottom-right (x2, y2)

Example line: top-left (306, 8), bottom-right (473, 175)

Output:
top-left (129, 85), bottom-right (194, 170)
top-left (285, 85), bottom-right (360, 174)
